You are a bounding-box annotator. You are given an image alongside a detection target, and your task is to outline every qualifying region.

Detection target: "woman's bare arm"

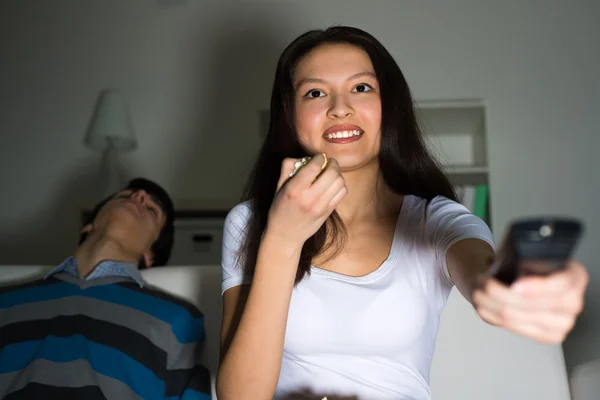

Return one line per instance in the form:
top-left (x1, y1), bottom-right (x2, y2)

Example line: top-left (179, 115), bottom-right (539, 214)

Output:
top-left (217, 232), bottom-right (301, 400)
top-left (446, 238), bottom-right (495, 303)
top-left (217, 155), bottom-right (347, 400)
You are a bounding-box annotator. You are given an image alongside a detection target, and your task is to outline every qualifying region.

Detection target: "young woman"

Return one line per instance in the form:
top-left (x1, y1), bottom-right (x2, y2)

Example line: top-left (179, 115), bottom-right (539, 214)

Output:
top-left (217, 26), bottom-right (588, 400)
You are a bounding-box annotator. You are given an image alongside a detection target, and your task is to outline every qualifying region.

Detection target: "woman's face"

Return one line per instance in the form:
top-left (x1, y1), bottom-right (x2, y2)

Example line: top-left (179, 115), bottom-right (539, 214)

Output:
top-left (292, 43), bottom-right (382, 171)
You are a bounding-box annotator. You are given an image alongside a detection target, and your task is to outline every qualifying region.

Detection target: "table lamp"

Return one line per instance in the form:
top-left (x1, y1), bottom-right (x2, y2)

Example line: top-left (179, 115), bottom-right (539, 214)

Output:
top-left (85, 89), bottom-right (137, 197)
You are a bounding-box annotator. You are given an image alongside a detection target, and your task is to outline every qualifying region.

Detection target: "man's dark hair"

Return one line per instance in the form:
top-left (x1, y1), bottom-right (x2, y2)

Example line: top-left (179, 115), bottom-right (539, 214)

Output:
top-left (79, 178), bottom-right (176, 268)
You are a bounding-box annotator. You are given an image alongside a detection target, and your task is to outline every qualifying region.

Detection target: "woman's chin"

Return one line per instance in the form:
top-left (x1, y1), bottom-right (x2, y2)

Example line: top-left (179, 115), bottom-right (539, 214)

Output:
top-left (335, 154), bottom-right (379, 172)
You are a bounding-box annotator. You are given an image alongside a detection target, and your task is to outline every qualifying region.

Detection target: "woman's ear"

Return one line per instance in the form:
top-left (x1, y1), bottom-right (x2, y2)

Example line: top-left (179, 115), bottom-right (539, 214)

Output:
top-left (80, 224), bottom-right (93, 234)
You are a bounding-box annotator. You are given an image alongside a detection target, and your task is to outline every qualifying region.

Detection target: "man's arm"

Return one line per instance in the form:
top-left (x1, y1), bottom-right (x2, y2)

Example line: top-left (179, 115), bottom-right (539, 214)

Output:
top-left (179, 365), bottom-right (212, 400)
top-left (160, 292), bottom-right (213, 400)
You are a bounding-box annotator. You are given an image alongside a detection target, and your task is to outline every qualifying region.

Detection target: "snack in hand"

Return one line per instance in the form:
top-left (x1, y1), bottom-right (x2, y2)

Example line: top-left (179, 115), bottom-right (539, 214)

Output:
top-left (288, 154), bottom-right (329, 181)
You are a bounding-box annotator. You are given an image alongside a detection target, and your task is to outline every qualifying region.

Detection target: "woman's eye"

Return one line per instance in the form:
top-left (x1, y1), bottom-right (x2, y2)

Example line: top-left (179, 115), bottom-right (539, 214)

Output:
top-left (353, 84), bottom-right (373, 93)
top-left (304, 89), bottom-right (325, 99)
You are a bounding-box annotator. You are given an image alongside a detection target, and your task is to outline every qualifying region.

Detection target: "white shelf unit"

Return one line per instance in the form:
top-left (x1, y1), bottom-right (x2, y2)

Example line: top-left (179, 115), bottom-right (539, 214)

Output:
top-left (415, 99), bottom-right (488, 185)
top-left (415, 99), bottom-right (491, 224)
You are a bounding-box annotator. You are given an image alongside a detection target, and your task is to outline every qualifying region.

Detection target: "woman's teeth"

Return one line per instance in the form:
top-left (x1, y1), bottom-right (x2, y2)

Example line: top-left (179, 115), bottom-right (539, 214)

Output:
top-left (325, 130), bottom-right (363, 139)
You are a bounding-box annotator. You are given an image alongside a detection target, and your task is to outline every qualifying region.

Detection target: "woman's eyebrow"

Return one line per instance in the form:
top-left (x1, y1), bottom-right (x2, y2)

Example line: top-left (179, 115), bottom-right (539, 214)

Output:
top-left (294, 77), bottom-right (326, 91)
top-left (347, 71), bottom-right (377, 81)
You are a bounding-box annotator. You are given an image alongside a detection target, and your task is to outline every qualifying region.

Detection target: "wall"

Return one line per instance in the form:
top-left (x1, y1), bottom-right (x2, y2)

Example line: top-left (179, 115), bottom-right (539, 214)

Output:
top-left (1, 0), bottom-right (599, 398)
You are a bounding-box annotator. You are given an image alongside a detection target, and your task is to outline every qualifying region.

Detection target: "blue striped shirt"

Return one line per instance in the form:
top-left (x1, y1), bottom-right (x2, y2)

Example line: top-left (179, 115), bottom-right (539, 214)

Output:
top-left (0, 262), bottom-right (211, 399)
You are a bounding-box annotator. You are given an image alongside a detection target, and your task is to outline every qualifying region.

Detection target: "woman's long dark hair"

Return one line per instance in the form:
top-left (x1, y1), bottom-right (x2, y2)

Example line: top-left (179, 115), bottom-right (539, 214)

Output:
top-left (240, 26), bottom-right (457, 284)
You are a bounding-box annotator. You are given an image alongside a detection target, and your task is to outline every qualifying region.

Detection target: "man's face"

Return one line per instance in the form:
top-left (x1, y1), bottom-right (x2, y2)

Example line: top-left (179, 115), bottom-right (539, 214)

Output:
top-left (82, 189), bottom-right (166, 267)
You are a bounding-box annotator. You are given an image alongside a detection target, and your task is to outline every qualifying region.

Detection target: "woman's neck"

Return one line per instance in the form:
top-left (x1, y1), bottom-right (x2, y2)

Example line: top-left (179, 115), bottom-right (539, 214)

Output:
top-left (336, 161), bottom-right (403, 225)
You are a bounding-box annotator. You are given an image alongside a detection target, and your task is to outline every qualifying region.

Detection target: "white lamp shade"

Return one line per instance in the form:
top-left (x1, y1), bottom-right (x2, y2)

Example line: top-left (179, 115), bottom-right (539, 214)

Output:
top-left (85, 89), bottom-right (137, 153)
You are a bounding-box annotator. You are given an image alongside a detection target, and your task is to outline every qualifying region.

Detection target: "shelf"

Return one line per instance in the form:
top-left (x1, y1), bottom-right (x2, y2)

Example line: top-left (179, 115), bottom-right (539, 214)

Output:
top-left (415, 99), bottom-right (491, 225)
top-left (416, 99), bottom-right (488, 182)
top-left (444, 165), bottom-right (488, 175)
top-left (416, 98), bottom-right (484, 109)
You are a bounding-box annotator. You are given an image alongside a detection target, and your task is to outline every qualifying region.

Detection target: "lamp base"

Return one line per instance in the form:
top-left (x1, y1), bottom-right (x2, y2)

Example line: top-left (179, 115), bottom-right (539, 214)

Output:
top-left (100, 145), bottom-right (123, 198)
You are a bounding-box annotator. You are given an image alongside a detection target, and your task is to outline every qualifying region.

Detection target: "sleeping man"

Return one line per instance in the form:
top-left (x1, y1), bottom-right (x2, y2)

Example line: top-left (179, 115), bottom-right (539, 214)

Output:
top-left (0, 177), bottom-right (211, 400)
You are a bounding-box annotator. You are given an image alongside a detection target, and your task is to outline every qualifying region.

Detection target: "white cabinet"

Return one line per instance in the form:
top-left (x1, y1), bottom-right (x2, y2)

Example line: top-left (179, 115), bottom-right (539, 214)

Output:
top-left (168, 215), bottom-right (227, 266)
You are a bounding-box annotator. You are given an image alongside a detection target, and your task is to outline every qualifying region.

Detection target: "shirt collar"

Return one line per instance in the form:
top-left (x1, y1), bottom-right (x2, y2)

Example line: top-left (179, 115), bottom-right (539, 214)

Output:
top-left (45, 256), bottom-right (146, 287)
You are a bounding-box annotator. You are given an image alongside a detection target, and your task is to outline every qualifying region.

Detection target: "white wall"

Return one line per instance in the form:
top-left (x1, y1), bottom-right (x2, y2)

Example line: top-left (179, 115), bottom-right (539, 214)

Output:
top-left (1, 0), bottom-right (599, 398)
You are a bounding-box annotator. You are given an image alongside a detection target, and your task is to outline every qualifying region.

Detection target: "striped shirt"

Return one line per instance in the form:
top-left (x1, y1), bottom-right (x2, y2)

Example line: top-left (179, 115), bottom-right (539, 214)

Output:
top-left (0, 259), bottom-right (211, 400)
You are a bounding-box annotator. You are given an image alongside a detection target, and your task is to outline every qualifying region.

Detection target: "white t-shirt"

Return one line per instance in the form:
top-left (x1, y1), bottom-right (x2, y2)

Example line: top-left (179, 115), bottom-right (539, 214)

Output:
top-left (221, 195), bottom-right (495, 400)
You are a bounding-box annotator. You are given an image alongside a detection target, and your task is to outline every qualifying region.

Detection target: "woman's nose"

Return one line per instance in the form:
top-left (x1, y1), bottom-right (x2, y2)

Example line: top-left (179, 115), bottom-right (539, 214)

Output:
top-left (326, 94), bottom-right (354, 119)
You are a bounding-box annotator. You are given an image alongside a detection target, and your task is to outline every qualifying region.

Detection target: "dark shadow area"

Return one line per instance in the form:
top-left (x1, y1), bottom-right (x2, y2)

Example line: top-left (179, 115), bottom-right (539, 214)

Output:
top-left (280, 390), bottom-right (358, 400)
top-left (167, 7), bottom-right (293, 203)
top-left (0, 158), bottom-right (109, 265)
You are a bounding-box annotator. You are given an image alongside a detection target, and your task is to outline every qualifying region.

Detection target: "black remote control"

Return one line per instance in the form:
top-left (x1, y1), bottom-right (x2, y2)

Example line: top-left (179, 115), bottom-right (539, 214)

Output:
top-left (490, 217), bottom-right (583, 285)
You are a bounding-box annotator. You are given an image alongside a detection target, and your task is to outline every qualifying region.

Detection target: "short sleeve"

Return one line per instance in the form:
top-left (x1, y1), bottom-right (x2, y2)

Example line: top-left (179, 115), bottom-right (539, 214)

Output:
top-left (425, 195), bottom-right (496, 286)
top-left (221, 202), bottom-right (253, 295)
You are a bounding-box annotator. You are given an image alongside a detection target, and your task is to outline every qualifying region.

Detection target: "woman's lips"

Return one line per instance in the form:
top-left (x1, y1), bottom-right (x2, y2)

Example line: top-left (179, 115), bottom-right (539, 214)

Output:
top-left (323, 126), bottom-right (364, 144)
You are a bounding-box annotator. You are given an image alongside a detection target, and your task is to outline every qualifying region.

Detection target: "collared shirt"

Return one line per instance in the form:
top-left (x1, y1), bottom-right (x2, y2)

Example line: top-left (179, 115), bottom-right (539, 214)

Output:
top-left (45, 256), bottom-right (145, 287)
top-left (2, 257), bottom-right (211, 399)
